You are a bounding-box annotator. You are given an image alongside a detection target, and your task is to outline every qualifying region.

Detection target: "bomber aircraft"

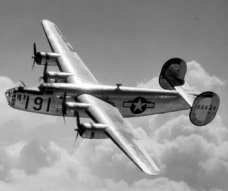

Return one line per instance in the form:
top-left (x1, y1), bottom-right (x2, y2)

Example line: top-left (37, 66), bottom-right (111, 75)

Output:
top-left (5, 20), bottom-right (220, 175)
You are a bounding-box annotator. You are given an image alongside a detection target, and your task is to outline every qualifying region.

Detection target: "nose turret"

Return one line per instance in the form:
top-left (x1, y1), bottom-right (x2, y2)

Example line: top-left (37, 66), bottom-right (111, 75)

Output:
top-left (5, 88), bottom-right (16, 107)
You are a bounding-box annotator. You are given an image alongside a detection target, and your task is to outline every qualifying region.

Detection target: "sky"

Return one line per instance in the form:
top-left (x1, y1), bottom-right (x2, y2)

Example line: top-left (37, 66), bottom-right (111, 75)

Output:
top-left (0, 0), bottom-right (228, 190)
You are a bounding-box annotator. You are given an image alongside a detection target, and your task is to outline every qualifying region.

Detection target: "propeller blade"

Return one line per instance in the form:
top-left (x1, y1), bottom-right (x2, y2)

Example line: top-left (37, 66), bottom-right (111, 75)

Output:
top-left (42, 61), bottom-right (48, 83)
top-left (63, 115), bottom-right (66, 123)
top-left (73, 129), bottom-right (79, 146)
top-left (44, 61), bottom-right (48, 74)
top-left (75, 111), bottom-right (80, 127)
top-left (31, 43), bottom-right (37, 71)
top-left (33, 42), bottom-right (37, 56)
top-left (62, 92), bottom-right (67, 123)
top-left (73, 111), bottom-right (81, 146)
top-left (31, 59), bottom-right (35, 71)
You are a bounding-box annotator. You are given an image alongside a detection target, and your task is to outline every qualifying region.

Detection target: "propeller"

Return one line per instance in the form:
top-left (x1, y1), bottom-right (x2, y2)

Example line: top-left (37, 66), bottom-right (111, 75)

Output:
top-left (31, 43), bottom-right (42, 71)
top-left (62, 92), bottom-right (67, 123)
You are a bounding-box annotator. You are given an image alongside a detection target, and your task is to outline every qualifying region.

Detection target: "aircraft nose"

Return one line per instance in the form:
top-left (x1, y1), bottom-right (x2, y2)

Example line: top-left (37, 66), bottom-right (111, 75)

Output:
top-left (5, 88), bottom-right (16, 106)
top-left (5, 89), bottom-right (10, 101)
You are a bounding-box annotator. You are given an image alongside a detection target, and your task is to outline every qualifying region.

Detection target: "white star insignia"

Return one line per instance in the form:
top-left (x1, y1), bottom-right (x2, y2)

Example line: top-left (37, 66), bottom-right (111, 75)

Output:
top-left (133, 99), bottom-right (146, 112)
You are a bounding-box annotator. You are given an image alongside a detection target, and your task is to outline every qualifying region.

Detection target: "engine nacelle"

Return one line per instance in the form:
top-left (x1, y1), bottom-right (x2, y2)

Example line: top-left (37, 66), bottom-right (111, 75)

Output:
top-left (35, 52), bottom-right (60, 66)
top-left (159, 58), bottom-right (187, 90)
top-left (45, 71), bottom-right (72, 82)
top-left (65, 102), bottom-right (90, 110)
top-left (190, 92), bottom-right (220, 126)
top-left (79, 123), bottom-right (108, 139)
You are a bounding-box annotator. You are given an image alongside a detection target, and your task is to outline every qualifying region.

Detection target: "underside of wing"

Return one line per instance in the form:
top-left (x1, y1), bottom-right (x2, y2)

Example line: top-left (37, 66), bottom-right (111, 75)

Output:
top-left (78, 94), bottom-right (160, 175)
top-left (106, 125), bottom-right (160, 175)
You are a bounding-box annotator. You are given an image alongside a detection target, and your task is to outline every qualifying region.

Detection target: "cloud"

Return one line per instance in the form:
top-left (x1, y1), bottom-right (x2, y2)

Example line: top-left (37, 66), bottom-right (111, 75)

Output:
top-left (0, 140), bottom-right (59, 182)
top-left (145, 114), bottom-right (228, 191)
top-left (185, 61), bottom-right (225, 92)
top-left (0, 76), bottom-right (58, 144)
top-left (131, 178), bottom-right (196, 191)
top-left (17, 140), bottom-right (59, 174)
top-left (0, 76), bottom-right (15, 104)
top-left (0, 60), bottom-right (227, 191)
top-left (137, 77), bottom-right (161, 89)
top-left (0, 140), bottom-right (197, 191)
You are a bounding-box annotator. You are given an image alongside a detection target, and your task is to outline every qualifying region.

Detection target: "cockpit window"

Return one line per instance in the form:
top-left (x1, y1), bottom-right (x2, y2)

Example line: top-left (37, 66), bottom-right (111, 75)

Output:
top-left (8, 89), bottom-right (16, 106)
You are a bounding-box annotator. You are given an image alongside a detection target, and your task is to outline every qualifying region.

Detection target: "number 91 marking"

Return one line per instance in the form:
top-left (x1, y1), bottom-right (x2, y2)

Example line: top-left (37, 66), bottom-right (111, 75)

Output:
top-left (32, 97), bottom-right (51, 112)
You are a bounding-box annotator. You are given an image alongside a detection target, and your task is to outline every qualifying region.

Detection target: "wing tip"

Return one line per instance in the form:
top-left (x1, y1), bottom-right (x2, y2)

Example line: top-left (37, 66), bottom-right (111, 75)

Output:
top-left (143, 167), bottom-right (160, 176)
top-left (41, 19), bottom-right (55, 27)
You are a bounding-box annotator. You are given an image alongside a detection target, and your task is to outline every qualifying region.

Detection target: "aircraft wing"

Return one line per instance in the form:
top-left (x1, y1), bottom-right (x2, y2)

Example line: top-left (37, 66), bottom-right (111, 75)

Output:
top-left (42, 20), bottom-right (160, 175)
top-left (79, 94), bottom-right (160, 175)
top-left (41, 20), bottom-right (98, 85)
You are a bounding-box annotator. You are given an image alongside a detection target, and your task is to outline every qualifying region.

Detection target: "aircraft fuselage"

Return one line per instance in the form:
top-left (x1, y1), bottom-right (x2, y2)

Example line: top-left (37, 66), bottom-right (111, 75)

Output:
top-left (5, 83), bottom-right (190, 118)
